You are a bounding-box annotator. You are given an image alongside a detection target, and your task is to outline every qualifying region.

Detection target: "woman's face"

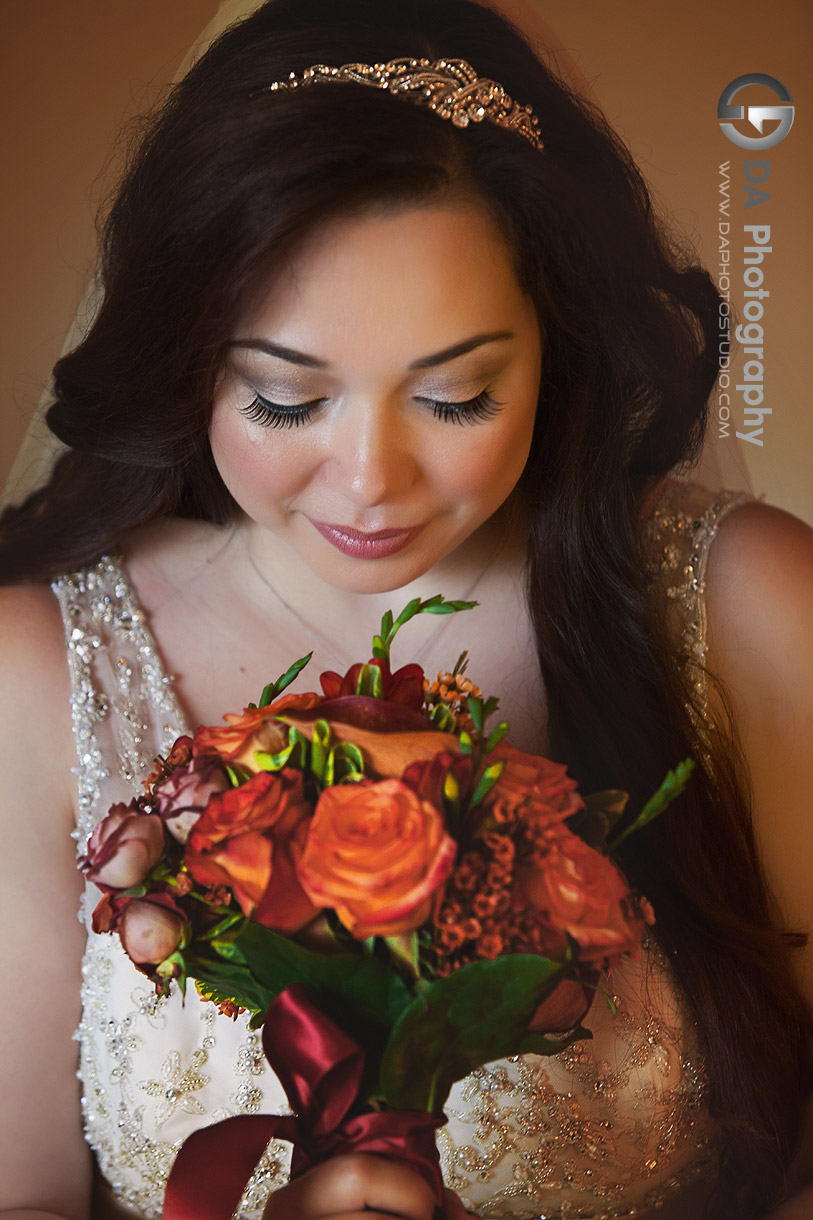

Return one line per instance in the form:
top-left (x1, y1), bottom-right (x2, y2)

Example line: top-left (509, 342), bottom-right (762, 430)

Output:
top-left (210, 200), bottom-right (542, 593)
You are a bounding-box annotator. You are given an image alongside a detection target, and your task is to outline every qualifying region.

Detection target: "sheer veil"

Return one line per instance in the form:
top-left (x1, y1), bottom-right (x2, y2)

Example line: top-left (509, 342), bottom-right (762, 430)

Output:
top-left (1, 0), bottom-right (751, 512)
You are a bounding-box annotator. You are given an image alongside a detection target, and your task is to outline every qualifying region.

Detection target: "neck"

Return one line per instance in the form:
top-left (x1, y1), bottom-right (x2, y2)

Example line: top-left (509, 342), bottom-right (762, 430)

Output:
top-left (237, 499), bottom-right (526, 664)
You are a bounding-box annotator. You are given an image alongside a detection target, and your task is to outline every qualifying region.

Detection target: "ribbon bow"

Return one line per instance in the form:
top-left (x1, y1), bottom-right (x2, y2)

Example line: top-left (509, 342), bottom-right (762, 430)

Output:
top-left (164, 984), bottom-right (446, 1219)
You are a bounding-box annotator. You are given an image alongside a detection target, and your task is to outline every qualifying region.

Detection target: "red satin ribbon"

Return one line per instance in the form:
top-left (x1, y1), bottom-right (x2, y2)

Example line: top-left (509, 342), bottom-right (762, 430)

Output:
top-left (164, 984), bottom-right (446, 1219)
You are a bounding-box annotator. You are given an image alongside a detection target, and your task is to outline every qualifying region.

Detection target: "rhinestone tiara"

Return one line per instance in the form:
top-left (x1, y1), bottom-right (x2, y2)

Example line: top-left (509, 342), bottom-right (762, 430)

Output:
top-left (261, 57), bottom-right (544, 153)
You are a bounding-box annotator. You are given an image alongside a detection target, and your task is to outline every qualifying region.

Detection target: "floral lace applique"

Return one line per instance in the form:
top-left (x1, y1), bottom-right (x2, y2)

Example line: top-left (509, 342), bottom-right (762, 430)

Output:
top-left (53, 485), bottom-right (749, 1218)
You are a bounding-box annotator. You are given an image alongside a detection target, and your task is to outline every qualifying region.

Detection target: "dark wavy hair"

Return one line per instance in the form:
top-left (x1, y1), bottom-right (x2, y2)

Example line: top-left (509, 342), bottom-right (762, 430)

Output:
top-left (1, 1), bottom-right (810, 1213)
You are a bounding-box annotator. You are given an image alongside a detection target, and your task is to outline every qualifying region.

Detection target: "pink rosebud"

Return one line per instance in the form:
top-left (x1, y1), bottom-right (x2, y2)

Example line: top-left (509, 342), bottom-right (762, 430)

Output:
top-left (118, 897), bottom-right (185, 965)
top-left (92, 892), bottom-right (187, 969)
top-left (81, 804), bottom-right (165, 890)
top-left (154, 756), bottom-right (229, 843)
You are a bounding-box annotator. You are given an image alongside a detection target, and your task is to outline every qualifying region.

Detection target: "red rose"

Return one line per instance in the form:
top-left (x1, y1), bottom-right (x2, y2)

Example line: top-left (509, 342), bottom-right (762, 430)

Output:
top-left (81, 804), bottom-right (165, 890)
top-left (93, 892), bottom-right (187, 967)
top-left (153, 755), bottom-right (229, 843)
top-left (401, 749), bottom-right (474, 808)
top-left (185, 770), bottom-right (316, 932)
top-left (516, 822), bottom-right (642, 964)
top-left (297, 779), bottom-right (457, 938)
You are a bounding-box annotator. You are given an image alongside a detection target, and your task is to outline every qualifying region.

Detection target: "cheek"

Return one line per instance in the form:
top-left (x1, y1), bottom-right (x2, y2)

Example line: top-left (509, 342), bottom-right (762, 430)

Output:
top-left (209, 410), bottom-right (317, 513)
top-left (437, 412), bottom-right (535, 510)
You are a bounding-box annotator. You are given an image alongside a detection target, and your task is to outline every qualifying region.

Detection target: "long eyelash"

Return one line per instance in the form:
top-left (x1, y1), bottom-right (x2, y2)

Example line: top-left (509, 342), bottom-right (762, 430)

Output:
top-left (428, 390), bottom-right (504, 426)
top-left (240, 389), bottom-right (504, 429)
top-left (239, 394), bottom-right (321, 429)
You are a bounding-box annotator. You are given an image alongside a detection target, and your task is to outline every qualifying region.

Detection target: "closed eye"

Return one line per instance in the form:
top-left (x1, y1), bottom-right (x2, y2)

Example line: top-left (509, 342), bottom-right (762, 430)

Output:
top-left (238, 388), bottom-right (504, 429)
top-left (238, 393), bottom-right (326, 429)
top-left (416, 389), bottom-right (504, 425)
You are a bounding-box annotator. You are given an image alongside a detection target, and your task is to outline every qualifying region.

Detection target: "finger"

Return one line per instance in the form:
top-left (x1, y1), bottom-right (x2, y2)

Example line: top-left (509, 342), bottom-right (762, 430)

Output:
top-left (265, 1155), bottom-right (437, 1219)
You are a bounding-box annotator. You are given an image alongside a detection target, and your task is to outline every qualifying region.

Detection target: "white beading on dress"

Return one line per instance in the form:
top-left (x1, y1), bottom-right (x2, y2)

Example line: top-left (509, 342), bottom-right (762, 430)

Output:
top-left (51, 478), bottom-right (753, 1219)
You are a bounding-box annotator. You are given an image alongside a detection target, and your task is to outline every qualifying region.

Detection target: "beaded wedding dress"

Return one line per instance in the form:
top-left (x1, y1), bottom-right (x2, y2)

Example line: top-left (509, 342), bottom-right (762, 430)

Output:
top-left (52, 478), bottom-right (753, 1219)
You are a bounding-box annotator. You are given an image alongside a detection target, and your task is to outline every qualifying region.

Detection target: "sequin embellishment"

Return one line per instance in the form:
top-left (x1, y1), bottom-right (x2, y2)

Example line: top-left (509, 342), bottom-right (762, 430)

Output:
top-left (53, 483), bottom-right (751, 1218)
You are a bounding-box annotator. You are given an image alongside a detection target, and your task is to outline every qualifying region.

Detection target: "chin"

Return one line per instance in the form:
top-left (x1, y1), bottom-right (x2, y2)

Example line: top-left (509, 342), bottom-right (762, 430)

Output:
top-left (312, 558), bottom-right (433, 598)
top-left (313, 531), bottom-right (462, 594)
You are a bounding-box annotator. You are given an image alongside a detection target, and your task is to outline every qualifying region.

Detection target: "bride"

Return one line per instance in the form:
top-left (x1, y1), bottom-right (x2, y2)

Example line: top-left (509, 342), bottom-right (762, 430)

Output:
top-left (1, 1), bottom-right (811, 1218)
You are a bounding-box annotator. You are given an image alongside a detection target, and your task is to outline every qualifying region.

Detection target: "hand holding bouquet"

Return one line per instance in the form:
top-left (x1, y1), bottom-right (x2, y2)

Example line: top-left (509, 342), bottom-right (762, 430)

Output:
top-left (80, 595), bottom-right (692, 1217)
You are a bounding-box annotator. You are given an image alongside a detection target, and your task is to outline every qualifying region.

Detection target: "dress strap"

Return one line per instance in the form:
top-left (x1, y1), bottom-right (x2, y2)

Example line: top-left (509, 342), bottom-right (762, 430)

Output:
top-left (51, 555), bottom-right (188, 854)
top-left (643, 478), bottom-right (757, 713)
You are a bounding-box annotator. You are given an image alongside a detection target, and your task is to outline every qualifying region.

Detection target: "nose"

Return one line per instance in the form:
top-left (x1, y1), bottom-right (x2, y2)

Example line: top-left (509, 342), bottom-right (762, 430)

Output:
top-left (326, 396), bottom-right (418, 508)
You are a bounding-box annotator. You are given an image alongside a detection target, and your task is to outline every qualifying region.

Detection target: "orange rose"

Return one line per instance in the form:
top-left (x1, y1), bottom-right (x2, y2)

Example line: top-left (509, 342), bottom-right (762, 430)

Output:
top-left (193, 692), bottom-right (322, 772)
top-left (485, 743), bottom-right (584, 826)
top-left (516, 821), bottom-right (642, 964)
top-left (185, 770), bottom-right (316, 932)
top-left (297, 779), bottom-right (457, 938)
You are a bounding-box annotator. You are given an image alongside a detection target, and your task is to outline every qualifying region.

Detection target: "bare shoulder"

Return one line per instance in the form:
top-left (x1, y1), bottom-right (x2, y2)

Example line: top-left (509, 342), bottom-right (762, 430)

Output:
top-left (0, 582), bottom-right (74, 771)
top-left (0, 578), bottom-right (70, 657)
top-left (704, 500), bottom-right (813, 734)
top-left (0, 581), bottom-right (77, 836)
top-left (704, 496), bottom-right (813, 760)
top-left (0, 585), bottom-right (93, 1211)
top-left (705, 499), bottom-right (813, 635)
top-left (704, 501), bottom-right (813, 1003)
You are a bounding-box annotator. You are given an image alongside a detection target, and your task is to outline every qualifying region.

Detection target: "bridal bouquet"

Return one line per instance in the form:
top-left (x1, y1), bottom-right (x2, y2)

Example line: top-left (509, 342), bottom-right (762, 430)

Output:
top-left (80, 595), bottom-right (692, 1217)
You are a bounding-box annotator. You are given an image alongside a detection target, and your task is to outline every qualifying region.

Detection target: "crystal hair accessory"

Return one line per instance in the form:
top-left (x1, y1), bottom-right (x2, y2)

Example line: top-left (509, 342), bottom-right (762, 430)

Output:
top-left (261, 57), bottom-right (544, 153)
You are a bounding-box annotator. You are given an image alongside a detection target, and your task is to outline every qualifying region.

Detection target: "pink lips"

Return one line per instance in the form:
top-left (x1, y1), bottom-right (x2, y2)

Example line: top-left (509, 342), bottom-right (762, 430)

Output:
top-left (308, 518), bottom-right (423, 559)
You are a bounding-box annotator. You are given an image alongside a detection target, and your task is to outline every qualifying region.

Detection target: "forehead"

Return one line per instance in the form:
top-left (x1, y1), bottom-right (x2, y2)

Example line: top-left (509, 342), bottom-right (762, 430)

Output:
top-left (236, 202), bottom-right (535, 366)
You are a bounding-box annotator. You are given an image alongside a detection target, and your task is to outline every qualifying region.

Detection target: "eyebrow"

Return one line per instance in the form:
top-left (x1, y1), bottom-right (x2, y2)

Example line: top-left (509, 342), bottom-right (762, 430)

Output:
top-left (228, 331), bottom-right (514, 371)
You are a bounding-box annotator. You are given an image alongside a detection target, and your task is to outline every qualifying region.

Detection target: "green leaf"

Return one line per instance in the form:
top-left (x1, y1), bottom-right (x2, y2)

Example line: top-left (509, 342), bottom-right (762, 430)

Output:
top-left (608, 758), bottom-right (695, 851)
top-left (199, 912), bottom-right (245, 941)
top-left (377, 955), bottom-right (582, 1112)
top-left (467, 697), bottom-right (484, 736)
top-left (484, 722), bottom-right (509, 754)
top-left (226, 924), bottom-right (414, 1092)
top-left (186, 949), bottom-right (275, 1016)
top-left (470, 759), bottom-right (505, 809)
top-left (393, 597), bottom-right (422, 631)
top-left (371, 634), bottom-right (387, 662)
top-left (384, 932), bottom-right (421, 980)
top-left (443, 770), bottom-right (460, 807)
top-left (379, 596), bottom-right (478, 666)
top-left (355, 664), bottom-right (384, 700)
top-left (451, 651), bottom-right (469, 677)
top-left (458, 731), bottom-right (474, 757)
top-left (310, 719), bottom-right (332, 785)
top-left (428, 703), bottom-right (456, 733)
top-left (253, 737), bottom-right (298, 772)
top-left (258, 652), bottom-right (313, 709)
top-left (330, 741), bottom-right (365, 782)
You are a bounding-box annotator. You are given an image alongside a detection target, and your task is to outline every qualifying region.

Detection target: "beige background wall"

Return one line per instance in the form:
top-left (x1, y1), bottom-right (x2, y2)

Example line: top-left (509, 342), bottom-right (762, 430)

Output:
top-left (2, 1), bottom-right (811, 522)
